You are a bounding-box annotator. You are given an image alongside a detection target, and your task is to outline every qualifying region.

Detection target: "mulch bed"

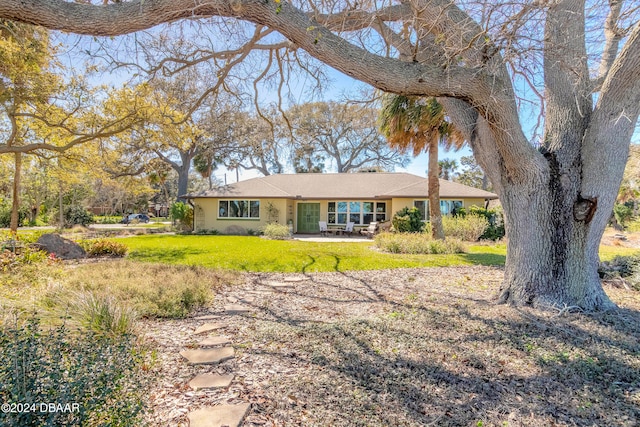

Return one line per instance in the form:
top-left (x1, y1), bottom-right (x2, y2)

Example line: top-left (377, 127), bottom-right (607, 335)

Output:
top-left (143, 266), bottom-right (640, 426)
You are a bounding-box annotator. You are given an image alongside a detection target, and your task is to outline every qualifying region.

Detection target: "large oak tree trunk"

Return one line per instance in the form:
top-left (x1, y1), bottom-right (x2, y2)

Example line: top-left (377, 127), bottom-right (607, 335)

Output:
top-left (498, 178), bottom-right (616, 310)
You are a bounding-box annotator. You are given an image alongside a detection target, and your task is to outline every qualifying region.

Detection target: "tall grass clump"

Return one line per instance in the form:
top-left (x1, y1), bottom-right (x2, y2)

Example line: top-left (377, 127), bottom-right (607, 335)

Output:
top-left (70, 291), bottom-right (137, 335)
top-left (442, 214), bottom-right (489, 241)
top-left (262, 223), bottom-right (291, 240)
top-left (0, 315), bottom-right (149, 427)
top-left (375, 232), bottom-right (466, 254)
top-left (61, 261), bottom-right (226, 318)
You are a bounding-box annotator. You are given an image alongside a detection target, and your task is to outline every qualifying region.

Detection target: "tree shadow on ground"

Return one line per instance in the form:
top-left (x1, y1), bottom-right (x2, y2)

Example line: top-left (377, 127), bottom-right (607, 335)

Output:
top-left (238, 270), bottom-right (640, 426)
top-left (459, 252), bottom-right (506, 266)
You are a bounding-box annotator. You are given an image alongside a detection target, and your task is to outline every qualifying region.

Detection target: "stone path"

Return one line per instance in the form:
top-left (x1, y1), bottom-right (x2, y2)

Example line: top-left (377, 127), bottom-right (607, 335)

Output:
top-left (180, 294), bottom-right (259, 427)
top-left (169, 277), bottom-right (306, 426)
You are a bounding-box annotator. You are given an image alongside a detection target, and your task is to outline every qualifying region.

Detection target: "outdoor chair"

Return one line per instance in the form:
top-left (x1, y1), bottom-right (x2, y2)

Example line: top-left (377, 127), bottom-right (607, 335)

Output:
top-left (360, 221), bottom-right (378, 238)
top-left (319, 221), bottom-right (329, 236)
top-left (343, 222), bottom-right (355, 237)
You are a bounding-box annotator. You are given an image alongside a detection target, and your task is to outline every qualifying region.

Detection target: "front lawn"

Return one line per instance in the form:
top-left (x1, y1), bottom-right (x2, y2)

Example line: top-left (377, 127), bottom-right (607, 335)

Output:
top-left (119, 235), bottom-right (637, 273)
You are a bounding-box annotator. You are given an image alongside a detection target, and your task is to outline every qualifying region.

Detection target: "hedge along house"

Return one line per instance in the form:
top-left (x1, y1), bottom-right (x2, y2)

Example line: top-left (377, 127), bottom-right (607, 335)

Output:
top-left (185, 173), bottom-right (498, 234)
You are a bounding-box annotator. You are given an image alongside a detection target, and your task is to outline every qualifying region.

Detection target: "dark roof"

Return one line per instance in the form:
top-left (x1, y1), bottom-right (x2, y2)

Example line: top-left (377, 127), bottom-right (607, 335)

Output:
top-left (185, 172), bottom-right (498, 200)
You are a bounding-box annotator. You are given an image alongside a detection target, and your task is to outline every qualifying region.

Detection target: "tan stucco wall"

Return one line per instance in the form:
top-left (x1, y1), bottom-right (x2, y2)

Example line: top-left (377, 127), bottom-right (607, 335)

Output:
top-left (461, 198), bottom-right (488, 209)
top-left (192, 198), bottom-right (290, 234)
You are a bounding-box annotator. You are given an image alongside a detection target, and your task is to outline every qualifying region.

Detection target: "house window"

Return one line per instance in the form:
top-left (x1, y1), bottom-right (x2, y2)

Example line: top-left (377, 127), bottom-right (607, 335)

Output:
top-left (376, 202), bottom-right (387, 222)
top-left (328, 201), bottom-right (386, 225)
top-left (440, 200), bottom-right (463, 216)
top-left (414, 200), bottom-right (429, 221)
top-left (218, 200), bottom-right (260, 219)
top-left (414, 200), bottom-right (463, 219)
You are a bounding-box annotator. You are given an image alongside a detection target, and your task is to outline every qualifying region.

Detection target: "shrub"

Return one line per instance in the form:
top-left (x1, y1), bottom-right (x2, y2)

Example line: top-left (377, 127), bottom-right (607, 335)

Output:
top-left (0, 201), bottom-right (28, 228)
top-left (93, 215), bottom-right (121, 224)
top-left (442, 214), bottom-right (489, 241)
top-left (0, 247), bottom-right (48, 272)
top-left (614, 203), bottom-right (634, 228)
top-left (456, 206), bottom-right (505, 240)
top-left (599, 254), bottom-right (640, 291)
top-left (194, 228), bottom-right (219, 235)
top-left (170, 202), bottom-right (193, 231)
top-left (81, 239), bottom-right (128, 257)
top-left (52, 205), bottom-right (94, 228)
top-left (0, 315), bottom-right (148, 427)
top-left (262, 223), bottom-right (291, 240)
top-left (374, 232), bottom-right (465, 254)
top-left (392, 207), bottom-right (424, 233)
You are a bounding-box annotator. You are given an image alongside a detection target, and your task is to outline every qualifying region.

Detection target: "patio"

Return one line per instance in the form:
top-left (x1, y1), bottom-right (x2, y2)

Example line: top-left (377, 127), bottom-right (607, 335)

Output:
top-left (293, 234), bottom-right (371, 243)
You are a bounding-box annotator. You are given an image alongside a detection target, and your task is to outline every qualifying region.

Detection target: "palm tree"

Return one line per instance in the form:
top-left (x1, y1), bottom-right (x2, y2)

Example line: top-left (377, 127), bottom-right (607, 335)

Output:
top-left (438, 158), bottom-right (458, 181)
top-left (378, 95), bottom-right (465, 239)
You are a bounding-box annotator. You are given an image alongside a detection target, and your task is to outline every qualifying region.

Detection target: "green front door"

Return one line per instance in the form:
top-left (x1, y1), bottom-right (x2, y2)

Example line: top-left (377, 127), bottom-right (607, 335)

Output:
top-left (297, 203), bottom-right (320, 233)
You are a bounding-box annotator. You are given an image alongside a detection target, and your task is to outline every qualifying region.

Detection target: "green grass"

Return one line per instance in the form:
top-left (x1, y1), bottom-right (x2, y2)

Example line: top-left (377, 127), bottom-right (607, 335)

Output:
top-left (120, 235), bottom-right (638, 273)
top-left (121, 235), bottom-right (492, 272)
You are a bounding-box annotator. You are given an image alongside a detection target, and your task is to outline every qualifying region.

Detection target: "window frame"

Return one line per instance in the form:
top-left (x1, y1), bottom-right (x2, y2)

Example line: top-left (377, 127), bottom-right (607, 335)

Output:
top-left (218, 199), bottom-right (261, 219)
top-left (327, 201), bottom-right (387, 225)
top-left (413, 199), bottom-right (463, 220)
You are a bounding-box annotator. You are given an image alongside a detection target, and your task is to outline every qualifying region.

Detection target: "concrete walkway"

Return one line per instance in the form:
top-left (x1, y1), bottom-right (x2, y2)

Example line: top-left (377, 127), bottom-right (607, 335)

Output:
top-left (293, 234), bottom-right (372, 243)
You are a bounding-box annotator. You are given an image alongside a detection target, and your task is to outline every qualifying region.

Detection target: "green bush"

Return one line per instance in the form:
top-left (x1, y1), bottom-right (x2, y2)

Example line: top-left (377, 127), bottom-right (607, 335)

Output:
top-left (456, 206), bottom-right (505, 240)
top-left (392, 207), bottom-right (424, 233)
top-left (0, 247), bottom-right (48, 272)
top-left (262, 223), bottom-right (291, 240)
top-left (599, 254), bottom-right (640, 290)
top-left (442, 214), bottom-right (489, 241)
top-left (93, 215), bottom-right (121, 224)
top-left (170, 202), bottom-right (193, 231)
top-left (194, 228), bottom-right (219, 235)
top-left (0, 201), bottom-right (28, 228)
top-left (52, 205), bottom-right (94, 228)
top-left (81, 239), bottom-right (128, 257)
top-left (374, 232), bottom-right (465, 254)
top-left (0, 315), bottom-right (148, 427)
top-left (614, 203), bottom-right (634, 228)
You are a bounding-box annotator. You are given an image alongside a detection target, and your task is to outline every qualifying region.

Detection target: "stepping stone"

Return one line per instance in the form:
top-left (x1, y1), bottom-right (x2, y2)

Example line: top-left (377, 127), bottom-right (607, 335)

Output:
top-left (180, 347), bottom-right (235, 365)
top-left (199, 336), bottom-right (231, 347)
top-left (239, 296), bottom-right (255, 304)
top-left (283, 277), bottom-right (304, 283)
top-left (226, 296), bottom-right (239, 303)
top-left (269, 283), bottom-right (294, 292)
top-left (187, 403), bottom-right (250, 427)
top-left (194, 323), bottom-right (224, 335)
top-left (188, 373), bottom-right (234, 390)
top-left (194, 314), bottom-right (220, 321)
top-left (225, 304), bottom-right (250, 314)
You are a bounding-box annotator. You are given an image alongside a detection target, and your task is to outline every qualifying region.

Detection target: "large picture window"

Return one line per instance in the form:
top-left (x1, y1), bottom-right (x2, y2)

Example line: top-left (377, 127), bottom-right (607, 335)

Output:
top-left (328, 201), bottom-right (386, 225)
top-left (218, 200), bottom-right (260, 219)
top-left (414, 200), bottom-right (463, 220)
